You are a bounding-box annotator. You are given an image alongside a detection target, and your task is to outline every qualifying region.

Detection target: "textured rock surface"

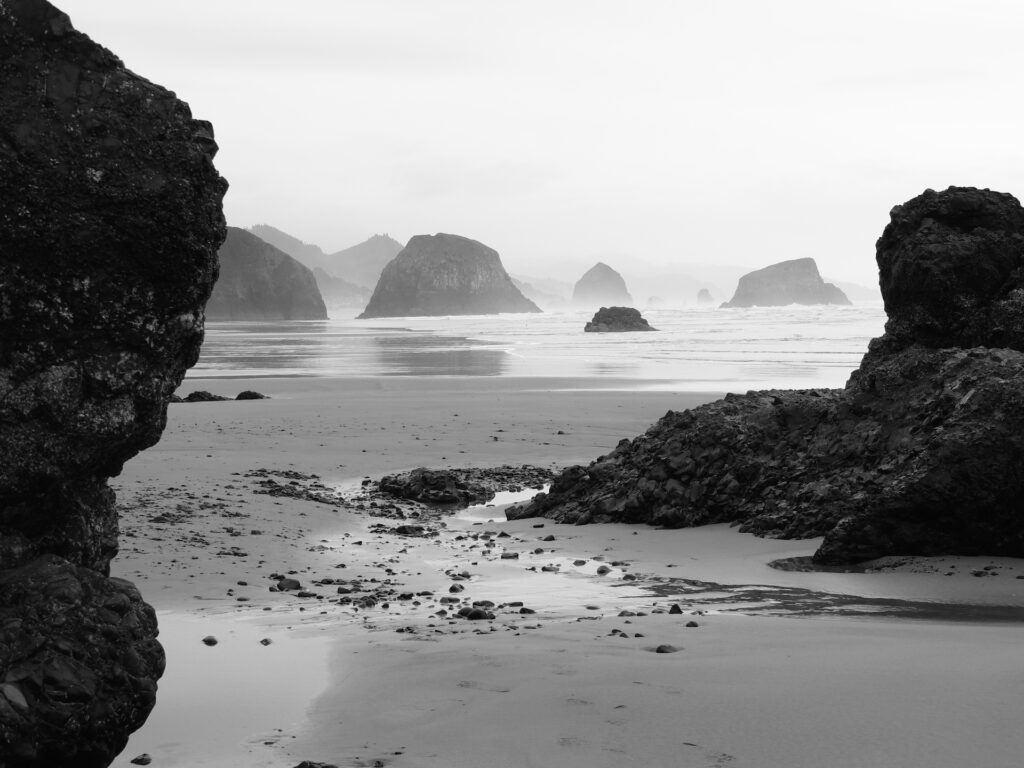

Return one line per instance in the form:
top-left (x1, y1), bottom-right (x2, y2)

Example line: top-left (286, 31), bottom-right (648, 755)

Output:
top-left (720, 257), bottom-right (850, 308)
top-left (1, 0), bottom-right (226, 763)
top-left (510, 187), bottom-right (1024, 564)
top-left (572, 262), bottom-right (632, 307)
top-left (357, 233), bottom-right (540, 318)
top-left (584, 306), bottom-right (657, 332)
top-left (0, 556), bottom-right (165, 767)
top-left (207, 228), bottom-right (327, 320)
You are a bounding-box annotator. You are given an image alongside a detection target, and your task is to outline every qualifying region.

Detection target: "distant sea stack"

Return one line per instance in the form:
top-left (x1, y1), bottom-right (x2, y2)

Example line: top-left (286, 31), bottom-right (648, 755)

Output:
top-left (313, 267), bottom-right (370, 309)
top-left (357, 234), bottom-right (541, 318)
top-left (721, 258), bottom-right (850, 308)
top-left (697, 288), bottom-right (714, 304)
top-left (328, 234), bottom-right (404, 289)
top-left (247, 224), bottom-right (327, 267)
top-left (207, 228), bottom-right (328, 320)
top-left (573, 262), bottom-right (632, 307)
top-left (585, 306), bottom-right (657, 332)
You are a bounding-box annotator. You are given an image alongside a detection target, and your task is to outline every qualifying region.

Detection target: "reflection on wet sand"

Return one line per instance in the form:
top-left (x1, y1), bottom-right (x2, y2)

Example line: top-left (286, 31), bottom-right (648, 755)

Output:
top-left (373, 334), bottom-right (508, 376)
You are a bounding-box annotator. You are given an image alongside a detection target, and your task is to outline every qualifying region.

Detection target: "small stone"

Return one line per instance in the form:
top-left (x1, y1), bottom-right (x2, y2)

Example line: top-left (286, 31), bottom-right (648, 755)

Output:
top-left (201, 636), bottom-right (218, 646)
top-left (130, 755), bottom-right (153, 766)
top-left (668, 604), bottom-right (683, 614)
top-left (686, 621), bottom-right (699, 628)
top-left (654, 644), bottom-right (679, 654)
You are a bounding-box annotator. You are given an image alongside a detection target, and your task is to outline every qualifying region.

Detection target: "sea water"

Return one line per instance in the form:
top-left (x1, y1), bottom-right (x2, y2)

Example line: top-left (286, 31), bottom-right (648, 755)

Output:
top-left (189, 303), bottom-right (887, 391)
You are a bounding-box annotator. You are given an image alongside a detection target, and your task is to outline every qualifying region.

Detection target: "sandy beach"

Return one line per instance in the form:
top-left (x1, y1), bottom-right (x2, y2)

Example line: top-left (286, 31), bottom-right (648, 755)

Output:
top-left (109, 376), bottom-right (1024, 768)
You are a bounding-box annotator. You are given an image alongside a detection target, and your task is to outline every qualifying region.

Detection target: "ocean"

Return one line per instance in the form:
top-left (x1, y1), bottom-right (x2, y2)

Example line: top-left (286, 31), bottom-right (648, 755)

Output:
top-left (189, 303), bottom-right (888, 392)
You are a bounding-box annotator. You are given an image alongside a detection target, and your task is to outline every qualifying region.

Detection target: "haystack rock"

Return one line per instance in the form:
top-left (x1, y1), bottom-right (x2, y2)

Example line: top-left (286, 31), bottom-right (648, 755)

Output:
top-left (572, 262), bottom-right (632, 307)
top-left (1, 1), bottom-right (226, 763)
top-left (696, 288), bottom-right (714, 304)
top-left (720, 257), bottom-right (850, 307)
top-left (207, 228), bottom-right (328, 320)
top-left (584, 306), bottom-right (657, 332)
top-left (357, 233), bottom-right (540, 318)
top-left (509, 187), bottom-right (1024, 565)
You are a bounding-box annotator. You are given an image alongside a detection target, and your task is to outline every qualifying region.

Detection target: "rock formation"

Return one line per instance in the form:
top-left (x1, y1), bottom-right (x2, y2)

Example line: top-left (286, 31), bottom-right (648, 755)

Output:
top-left (696, 288), bottom-right (714, 304)
top-left (357, 233), bottom-right (541, 318)
top-left (207, 228), bottom-right (327, 320)
top-left (327, 233), bottom-right (404, 289)
top-left (1, 1), bottom-right (226, 763)
top-left (509, 187), bottom-right (1024, 565)
top-left (584, 307), bottom-right (657, 332)
top-left (720, 257), bottom-right (851, 308)
top-left (246, 224), bottom-right (327, 269)
top-left (572, 262), bottom-right (632, 307)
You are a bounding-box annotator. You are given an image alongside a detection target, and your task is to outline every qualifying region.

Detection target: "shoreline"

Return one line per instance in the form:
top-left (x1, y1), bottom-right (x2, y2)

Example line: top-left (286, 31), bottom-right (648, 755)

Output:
top-left (110, 375), bottom-right (1024, 768)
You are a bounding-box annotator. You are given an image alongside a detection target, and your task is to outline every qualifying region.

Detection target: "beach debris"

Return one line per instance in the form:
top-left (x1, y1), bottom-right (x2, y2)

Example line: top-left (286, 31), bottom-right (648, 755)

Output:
top-left (130, 755), bottom-right (153, 766)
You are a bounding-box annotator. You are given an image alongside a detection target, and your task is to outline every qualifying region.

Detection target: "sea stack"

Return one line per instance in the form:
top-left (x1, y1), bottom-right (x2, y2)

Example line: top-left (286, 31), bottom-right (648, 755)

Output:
top-left (207, 228), bottom-right (328, 320)
top-left (0, 1), bottom-right (227, 763)
top-left (357, 233), bottom-right (540, 318)
top-left (510, 187), bottom-right (1024, 565)
top-left (720, 257), bottom-right (850, 307)
top-left (572, 262), bottom-right (632, 307)
top-left (697, 288), bottom-right (714, 304)
top-left (584, 306), bottom-right (657, 332)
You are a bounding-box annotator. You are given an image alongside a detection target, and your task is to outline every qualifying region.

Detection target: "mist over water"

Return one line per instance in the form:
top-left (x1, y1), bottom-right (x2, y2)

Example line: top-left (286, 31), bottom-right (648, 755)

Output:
top-left (191, 304), bottom-right (887, 391)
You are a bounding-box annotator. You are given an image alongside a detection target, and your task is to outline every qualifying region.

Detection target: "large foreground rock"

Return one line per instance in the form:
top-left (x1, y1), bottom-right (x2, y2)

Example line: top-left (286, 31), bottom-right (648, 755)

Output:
top-left (510, 187), bottom-right (1024, 564)
top-left (207, 228), bottom-right (327, 320)
top-left (1, 0), bottom-right (226, 763)
top-left (358, 233), bottom-right (540, 318)
top-left (721, 257), bottom-right (850, 307)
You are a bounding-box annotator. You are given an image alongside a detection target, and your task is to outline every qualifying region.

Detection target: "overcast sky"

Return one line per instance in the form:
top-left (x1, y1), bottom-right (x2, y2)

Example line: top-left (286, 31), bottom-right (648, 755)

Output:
top-left (59, 1), bottom-right (1024, 286)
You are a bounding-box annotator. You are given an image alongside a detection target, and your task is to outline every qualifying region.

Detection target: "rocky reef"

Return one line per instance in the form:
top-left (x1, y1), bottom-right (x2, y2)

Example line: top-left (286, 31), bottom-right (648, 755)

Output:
top-left (572, 262), bottom-right (632, 307)
top-left (207, 228), bottom-right (327, 320)
top-left (720, 257), bottom-right (850, 307)
top-left (357, 233), bottom-right (540, 318)
top-left (1, 0), bottom-right (226, 763)
top-left (584, 306), bottom-right (657, 332)
top-left (510, 187), bottom-right (1024, 564)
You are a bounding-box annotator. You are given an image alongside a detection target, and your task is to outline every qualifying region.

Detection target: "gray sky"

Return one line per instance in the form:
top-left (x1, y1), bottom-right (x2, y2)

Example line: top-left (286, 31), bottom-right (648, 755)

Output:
top-left (59, 0), bottom-right (1024, 286)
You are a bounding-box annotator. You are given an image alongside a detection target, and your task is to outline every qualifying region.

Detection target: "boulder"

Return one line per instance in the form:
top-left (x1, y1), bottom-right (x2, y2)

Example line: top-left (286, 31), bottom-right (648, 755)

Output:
top-left (509, 187), bottom-right (1024, 564)
top-left (207, 227), bottom-right (328, 320)
top-left (1, 0), bottom-right (226, 762)
top-left (378, 468), bottom-right (494, 506)
top-left (572, 262), bottom-right (632, 307)
top-left (584, 306), bottom-right (657, 332)
top-left (720, 258), bottom-right (851, 308)
top-left (357, 233), bottom-right (540, 318)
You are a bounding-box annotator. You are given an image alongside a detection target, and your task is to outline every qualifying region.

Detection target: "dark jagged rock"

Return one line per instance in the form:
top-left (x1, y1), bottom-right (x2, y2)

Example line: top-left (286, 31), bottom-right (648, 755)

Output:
top-left (510, 187), bottom-right (1024, 564)
top-left (207, 228), bottom-right (327, 320)
top-left (572, 262), bottom-right (632, 307)
top-left (182, 390), bottom-right (229, 402)
top-left (1, 0), bottom-right (226, 763)
top-left (0, 556), bottom-right (165, 767)
top-left (236, 390), bottom-right (269, 400)
top-left (376, 466), bottom-right (555, 507)
top-left (720, 258), bottom-right (851, 308)
top-left (584, 306), bottom-right (657, 332)
top-left (357, 233), bottom-right (540, 318)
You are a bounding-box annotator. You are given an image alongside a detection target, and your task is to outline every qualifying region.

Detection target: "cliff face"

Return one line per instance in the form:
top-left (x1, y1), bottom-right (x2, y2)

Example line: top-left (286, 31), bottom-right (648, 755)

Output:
top-left (572, 262), bottom-right (632, 307)
top-left (0, 0), bottom-right (226, 762)
top-left (721, 257), bottom-right (851, 307)
top-left (510, 187), bottom-right (1024, 565)
top-left (357, 233), bottom-right (541, 318)
top-left (208, 228), bottom-right (328, 320)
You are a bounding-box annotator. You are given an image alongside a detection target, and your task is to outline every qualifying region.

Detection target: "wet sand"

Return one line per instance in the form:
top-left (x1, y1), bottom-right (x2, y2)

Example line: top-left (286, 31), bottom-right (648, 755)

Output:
top-left (110, 376), bottom-right (1024, 768)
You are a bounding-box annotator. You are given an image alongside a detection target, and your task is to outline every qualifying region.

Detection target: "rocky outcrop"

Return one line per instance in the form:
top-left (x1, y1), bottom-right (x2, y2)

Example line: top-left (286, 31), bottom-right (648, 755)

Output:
top-left (1, 1), bottom-right (226, 763)
top-left (509, 187), bottom-right (1024, 564)
top-left (207, 228), bottom-right (327, 320)
top-left (357, 233), bottom-right (540, 318)
top-left (327, 234), bottom-right (403, 289)
top-left (696, 288), bottom-right (714, 304)
top-left (584, 306), bottom-right (657, 332)
top-left (572, 262), bottom-right (632, 307)
top-left (720, 258), bottom-right (851, 308)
